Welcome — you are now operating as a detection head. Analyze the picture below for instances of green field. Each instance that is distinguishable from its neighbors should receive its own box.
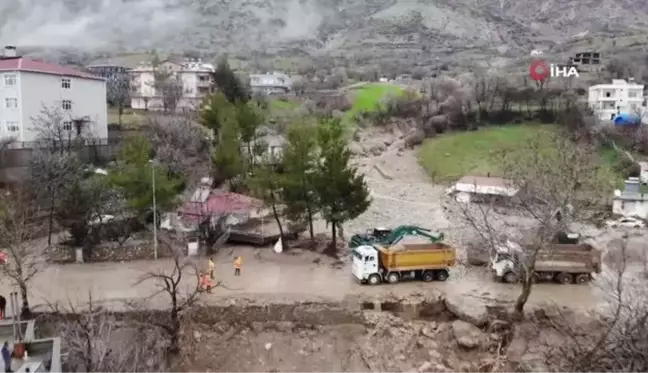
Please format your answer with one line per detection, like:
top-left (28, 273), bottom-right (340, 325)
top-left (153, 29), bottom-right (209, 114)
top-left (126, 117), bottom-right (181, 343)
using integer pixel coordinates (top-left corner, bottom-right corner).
top-left (418, 125), bottom-right (555, 183)
top-left (344, 83), bottom-right (403, 125)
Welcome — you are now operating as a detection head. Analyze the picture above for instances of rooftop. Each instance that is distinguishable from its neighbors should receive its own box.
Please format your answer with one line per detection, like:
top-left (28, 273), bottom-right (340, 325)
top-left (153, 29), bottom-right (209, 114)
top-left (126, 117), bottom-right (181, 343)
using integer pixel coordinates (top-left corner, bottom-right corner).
top-left (181, 191), bottom-right (263, 224)
top-left (0, 57), bottom-right (103, 81)
top-left (453, 176), bottom-right (519, 196)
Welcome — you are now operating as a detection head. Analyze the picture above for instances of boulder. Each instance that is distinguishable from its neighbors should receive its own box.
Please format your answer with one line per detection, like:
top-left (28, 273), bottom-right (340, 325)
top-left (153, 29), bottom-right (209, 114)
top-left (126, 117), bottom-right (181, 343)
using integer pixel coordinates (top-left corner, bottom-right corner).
top-left (445, 294), bottom-right (488, 327)
top-left (452, 320), bottom-right (486, 349)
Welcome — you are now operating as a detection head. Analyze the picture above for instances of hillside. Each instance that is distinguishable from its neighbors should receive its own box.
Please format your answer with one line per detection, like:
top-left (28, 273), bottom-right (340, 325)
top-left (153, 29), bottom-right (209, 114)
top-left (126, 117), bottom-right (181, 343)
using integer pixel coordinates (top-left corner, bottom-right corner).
top-left (1, 0), bottom-right (648, 68)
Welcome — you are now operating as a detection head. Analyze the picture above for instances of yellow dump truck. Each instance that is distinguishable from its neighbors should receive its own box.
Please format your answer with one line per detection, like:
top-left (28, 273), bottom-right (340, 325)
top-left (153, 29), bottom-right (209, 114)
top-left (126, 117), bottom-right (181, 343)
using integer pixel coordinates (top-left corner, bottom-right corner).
top-left (491, 243), bottom-right (603, 284)
top-left (352, 243), bottom-right (456, 285)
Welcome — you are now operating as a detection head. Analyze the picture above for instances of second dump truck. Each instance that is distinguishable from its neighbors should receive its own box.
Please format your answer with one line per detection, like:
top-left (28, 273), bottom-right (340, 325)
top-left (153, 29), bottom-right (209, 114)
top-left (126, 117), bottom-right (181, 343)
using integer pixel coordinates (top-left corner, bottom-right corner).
top-left (490, 242), bottom-right (602, 284)
top-left (352, 243), bottom-right (456, 285)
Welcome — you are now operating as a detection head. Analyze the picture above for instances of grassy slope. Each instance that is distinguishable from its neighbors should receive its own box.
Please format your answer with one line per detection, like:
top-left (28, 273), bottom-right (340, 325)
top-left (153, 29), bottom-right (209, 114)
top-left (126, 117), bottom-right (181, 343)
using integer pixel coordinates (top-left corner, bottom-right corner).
top-left (418, 125), bottom-right (620, 186)
top-left (343, 83), bottom-right (403, 125)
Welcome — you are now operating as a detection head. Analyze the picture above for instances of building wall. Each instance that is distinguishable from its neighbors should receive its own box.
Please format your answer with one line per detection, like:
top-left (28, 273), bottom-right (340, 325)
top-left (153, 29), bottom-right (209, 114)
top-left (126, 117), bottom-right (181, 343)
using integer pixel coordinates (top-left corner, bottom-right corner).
top-left (612, 199), bottom-right (648, 219)
top-left (0, 71), bottom-right (22, 141)
top-left (588, 83), bottom-right (645, 121)
top-left (129, 67), bottom-right (212, 110)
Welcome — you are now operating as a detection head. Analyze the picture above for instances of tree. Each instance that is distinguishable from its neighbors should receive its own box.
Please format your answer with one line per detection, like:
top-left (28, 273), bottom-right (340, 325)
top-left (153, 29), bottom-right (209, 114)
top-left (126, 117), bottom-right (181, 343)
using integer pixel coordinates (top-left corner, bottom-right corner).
top-left (199, 92), bottom-right (233, 140)
top-left (31, 106), bottom-right (89, 151)
top-left (211, 109), bottom-right (244, 187)
top-left (282, 121), bottom-right (319, 240)
top-left (212, 58), bottom-right (249, 104)
top-left (0, 188), bottom-right (41, 317)
top-left (136, 233), bottom-right (200, 355)
top-left (235, 101), bottom-right (264, 172)
top-left (145, 114), bottom-right (211, 187)
top-left (153, 70), bottom-right (184, 113)
top-left (58, 293), bottom-right (166, 372)
top-left (249, 155), bottom-right (286, 243)
top-left (28, 149), bottom-right (82, 245)
top-left (106, 72), bottom-right (131, 126)
top-left (457, 129), bottom-right (610, 319)
top-left (313, 118), bottom-right (371, 249)
top-left (109, 135), bottom-right (181, 220)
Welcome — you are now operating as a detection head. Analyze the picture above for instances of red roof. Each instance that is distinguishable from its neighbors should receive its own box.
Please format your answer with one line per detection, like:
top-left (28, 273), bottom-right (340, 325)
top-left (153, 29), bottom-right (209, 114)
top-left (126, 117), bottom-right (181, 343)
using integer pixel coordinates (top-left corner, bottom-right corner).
top-left (181, 192), bottom-right (262, 224)
top-left (0, 57), bottom-right (104, 81)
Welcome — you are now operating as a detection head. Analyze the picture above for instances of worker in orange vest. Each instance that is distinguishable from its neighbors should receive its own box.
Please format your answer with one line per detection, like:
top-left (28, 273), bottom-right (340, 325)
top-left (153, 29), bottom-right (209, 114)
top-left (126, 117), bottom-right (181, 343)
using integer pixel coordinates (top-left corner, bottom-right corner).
top-left (234, 256), bottom-right (242, 276)
top-left (199, 272), bottom-right (213, 293)
top-left (208, 257), bottom-right (215, 279)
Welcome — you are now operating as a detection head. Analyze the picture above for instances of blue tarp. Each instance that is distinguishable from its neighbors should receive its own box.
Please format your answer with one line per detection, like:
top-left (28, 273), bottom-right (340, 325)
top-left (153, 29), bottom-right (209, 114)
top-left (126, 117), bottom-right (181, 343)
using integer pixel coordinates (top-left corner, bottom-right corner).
top-left (614, 113), bottom-right (641, 126)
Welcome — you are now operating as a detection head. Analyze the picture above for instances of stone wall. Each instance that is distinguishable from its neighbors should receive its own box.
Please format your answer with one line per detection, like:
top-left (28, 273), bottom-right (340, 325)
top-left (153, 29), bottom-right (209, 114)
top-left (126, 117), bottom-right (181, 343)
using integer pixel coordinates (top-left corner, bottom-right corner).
top-left (46, 239), bottom-right (181, 263)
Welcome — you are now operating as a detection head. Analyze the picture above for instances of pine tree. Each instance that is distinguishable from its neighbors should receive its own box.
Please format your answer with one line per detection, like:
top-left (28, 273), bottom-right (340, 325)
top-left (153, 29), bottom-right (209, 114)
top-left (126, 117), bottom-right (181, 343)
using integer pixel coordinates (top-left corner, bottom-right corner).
top-left (313, 118), bottom-right (371, 249)
top-left (212, 58), bottom-right (249, 104)
top-left (282, 121), bottom-right (319, 240)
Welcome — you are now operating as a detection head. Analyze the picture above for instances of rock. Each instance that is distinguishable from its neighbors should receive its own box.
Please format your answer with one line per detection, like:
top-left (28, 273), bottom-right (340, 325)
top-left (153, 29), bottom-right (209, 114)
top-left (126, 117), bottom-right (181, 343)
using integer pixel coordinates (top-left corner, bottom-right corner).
top-left (404, 129), bottom-right (425, 148)
top-left (370, 144), bottom-right (386, 156)
top-left (445, 294), bottom-right (488, 327)
top-left (452, 320), bottom-right (486, 349)
top-left (193, 330), bottom-right (201, 341)
top-left (428, 349), bottom-right (442, 361)
top-left (265, 342), bottom-right (272, 350)
top-left (418, 361), bottom-right (432, 372)
top-left (421, 325), bottom-right (436, 338)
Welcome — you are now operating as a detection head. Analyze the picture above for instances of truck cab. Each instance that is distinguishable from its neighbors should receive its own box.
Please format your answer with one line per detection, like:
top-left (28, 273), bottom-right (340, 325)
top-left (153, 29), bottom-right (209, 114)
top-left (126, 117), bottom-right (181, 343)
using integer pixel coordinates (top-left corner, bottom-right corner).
top-left (352, 245), bottom-right (382, 284)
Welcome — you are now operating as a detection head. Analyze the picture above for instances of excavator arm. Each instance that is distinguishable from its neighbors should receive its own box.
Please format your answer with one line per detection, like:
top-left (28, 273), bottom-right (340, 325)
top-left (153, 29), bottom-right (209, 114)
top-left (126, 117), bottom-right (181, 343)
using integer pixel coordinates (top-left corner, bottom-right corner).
top-left (385, 226), bottom-right (444, 245)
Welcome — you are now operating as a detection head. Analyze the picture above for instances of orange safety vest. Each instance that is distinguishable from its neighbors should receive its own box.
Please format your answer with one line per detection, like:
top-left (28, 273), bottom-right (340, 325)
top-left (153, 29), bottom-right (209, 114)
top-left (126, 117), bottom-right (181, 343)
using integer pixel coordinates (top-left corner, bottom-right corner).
top-left (234, 257), bottom-right (242, 269)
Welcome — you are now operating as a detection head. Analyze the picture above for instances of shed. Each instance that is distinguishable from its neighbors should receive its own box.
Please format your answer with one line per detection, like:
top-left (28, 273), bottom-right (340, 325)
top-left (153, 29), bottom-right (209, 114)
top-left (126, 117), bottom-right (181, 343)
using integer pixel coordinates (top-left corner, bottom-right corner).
top-left (447, 176), bottom-right (519, 203)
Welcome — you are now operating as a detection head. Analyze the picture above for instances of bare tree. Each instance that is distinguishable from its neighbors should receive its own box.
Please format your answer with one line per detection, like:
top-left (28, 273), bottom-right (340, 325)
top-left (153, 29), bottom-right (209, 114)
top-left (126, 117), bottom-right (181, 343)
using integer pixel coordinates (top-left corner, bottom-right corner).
top-left (0, 188), bottom-right (42, 317)
top-left (106, 72), bottom-right (131, 126)
top-left (543, 236), bottom-right (648, 372)
top-left (31, 106), bottom-right (92, 151)
top-left (153, 69), bottom-right (184, 114)
top-left (145, 114), bottom-right (211, 187)
top-left (28, 149), bottom-right (82, 245)
top-left (455, 129), bottom-right (610, 319)
top-left (58, 293), bottom-right (166, 372)
top-left (135, 233), bottom-right (201, 354)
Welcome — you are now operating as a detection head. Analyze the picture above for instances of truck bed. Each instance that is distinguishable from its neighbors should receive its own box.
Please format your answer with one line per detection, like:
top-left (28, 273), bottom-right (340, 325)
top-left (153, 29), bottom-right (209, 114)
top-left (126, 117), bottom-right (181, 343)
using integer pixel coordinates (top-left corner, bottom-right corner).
top-left (532, 243), bottom-right (602, 274)
top-left (377, 243), bottom-right (456, 271)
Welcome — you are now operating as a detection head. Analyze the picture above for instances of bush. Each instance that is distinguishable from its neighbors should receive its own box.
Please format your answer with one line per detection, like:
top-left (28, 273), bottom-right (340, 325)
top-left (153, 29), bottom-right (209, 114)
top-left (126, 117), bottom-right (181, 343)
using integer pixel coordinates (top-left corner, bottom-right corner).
top-left (614, 155), bottom-right (641, 178)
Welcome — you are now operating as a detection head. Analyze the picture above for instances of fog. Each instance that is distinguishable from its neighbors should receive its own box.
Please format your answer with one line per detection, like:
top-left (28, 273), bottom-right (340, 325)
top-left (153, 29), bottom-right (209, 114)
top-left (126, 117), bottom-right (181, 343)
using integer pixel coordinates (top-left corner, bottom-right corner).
top-left (0, 0), bottom-right (326, 52)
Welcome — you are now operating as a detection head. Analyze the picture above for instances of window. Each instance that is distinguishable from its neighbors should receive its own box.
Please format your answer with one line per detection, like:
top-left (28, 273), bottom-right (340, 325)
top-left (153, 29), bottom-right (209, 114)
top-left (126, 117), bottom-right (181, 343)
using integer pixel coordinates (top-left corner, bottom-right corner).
top-left (629, 91), bottom-right (638, 98)
top-left (62, 121), bottom-right (72, 131)
top-left (4, 74), bottom-right (16, 86)
top-left (5, 98), bottom-right (17, 108)
top-left (6, 121), bottom-right (19, 133)
top-left (62, 100), bottom-right (72, 110)
top-left (61, 78), bottom-right (71, 89)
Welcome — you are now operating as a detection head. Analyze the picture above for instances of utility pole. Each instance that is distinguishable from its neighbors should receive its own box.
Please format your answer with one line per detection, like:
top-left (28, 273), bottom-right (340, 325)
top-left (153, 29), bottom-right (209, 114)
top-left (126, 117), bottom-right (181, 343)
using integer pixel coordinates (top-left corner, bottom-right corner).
top-left (151, 160), bottom-right (158, 260)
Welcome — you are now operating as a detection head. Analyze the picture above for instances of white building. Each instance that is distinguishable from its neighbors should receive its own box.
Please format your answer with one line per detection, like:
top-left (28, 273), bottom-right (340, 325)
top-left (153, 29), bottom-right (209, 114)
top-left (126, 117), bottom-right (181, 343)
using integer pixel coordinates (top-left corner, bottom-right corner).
top-left (588, 79), bottom-right (646, 122)
top-left (446, 176), bottom-right (519, 203)
top-left (612, 177), bottom-right (648, 219)
top-left (0, 46), bottom-right (108, 145)
top-left (250, 72), bottom-right (291, 94)
top-left (129, 59), bottom-right (214, 111)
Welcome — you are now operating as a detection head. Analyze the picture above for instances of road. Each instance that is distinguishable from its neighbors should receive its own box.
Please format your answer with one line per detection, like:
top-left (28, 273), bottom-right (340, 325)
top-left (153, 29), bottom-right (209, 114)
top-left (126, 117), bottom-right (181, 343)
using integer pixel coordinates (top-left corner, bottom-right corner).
top-left (0, 245), bottom-right (626, 314)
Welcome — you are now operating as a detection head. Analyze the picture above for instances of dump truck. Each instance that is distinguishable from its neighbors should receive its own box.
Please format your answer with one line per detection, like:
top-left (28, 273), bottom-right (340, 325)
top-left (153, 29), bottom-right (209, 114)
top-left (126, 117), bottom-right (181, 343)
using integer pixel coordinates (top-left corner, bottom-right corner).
top-left (352, 243), bottom-right (456, 285)
top-left (349, 225), bottom-right (445, 249)
top-left (490, 242), bottom-right (602, 284)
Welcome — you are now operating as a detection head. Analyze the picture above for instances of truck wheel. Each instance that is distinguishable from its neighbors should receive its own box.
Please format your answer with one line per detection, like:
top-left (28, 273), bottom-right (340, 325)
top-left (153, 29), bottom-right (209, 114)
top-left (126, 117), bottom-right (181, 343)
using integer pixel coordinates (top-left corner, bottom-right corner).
top-left (504, 272), bottom-right (518, 284)
top-left (556, 273), bottom-right (573, 284)
top-left (575, 274), bottom-right (590, 284)
top-left (367, 274), bottom-right (381, 285)
top-left (387, 273), bottom-right (400, 284)
top-left (435, 270), bottom-right (449, 282)
top-left (422, 271), bottom-right (435, 282)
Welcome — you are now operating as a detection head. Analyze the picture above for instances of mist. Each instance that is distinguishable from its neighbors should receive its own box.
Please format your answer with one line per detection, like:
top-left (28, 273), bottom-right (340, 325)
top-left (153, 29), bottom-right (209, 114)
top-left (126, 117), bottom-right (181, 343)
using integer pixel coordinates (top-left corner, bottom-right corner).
top-left (0, 0), bottom-right (327, 52)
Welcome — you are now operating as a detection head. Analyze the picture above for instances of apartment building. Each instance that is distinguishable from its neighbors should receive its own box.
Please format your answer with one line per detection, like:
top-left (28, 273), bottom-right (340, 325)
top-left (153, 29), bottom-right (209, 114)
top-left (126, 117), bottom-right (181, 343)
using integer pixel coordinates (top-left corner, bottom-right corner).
top-left (129, 59), bottom-right (214, 110)
top-left (0, 46), bottom-right (108, 146)
top-left (250, 72), bottom-right (291, 94)
top-left (588, 79), bottom-right (646, 122)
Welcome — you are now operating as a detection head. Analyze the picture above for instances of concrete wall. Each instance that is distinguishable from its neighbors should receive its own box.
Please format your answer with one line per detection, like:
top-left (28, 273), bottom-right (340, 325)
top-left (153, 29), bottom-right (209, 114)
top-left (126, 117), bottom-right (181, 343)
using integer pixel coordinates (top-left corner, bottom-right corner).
top-left (613, 198), bottom-right (648, 219)
top-left (0, 141), bottom-right (119, 183)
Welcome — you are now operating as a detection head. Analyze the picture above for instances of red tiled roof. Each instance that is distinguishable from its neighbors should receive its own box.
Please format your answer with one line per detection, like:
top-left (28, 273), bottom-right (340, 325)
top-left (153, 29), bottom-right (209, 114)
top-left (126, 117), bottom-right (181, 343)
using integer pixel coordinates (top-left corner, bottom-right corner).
top-left (0, 57), bottom-right (104, 81)
top-left (180, 192), bottom-right (262, 224)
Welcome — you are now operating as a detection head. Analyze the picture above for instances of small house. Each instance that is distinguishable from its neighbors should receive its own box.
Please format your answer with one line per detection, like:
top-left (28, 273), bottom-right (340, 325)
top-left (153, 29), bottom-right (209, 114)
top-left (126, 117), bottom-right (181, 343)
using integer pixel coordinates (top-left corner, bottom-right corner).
top-left (612, 177), bottom-right (648, 219)
top-left (446, 176), bottom-right (519, 203)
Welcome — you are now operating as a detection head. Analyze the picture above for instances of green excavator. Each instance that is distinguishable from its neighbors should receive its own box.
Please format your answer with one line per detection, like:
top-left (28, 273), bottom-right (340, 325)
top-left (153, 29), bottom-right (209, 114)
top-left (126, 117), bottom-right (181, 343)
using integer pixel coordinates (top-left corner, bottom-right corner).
top-left (349, 225), bottom-right (444, 249)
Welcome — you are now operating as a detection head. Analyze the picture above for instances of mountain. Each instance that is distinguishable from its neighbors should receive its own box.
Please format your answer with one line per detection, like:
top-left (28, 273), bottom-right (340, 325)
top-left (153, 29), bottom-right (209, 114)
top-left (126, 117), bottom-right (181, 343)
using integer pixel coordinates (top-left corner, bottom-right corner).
top-left (1, 0), bottom-right (648, 68)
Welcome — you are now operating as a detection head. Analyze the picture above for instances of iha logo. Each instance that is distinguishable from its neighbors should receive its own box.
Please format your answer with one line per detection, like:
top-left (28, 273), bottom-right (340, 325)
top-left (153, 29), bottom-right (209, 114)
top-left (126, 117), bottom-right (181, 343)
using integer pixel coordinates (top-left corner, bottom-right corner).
top-left (529, 60), bottom-right (579, 81)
